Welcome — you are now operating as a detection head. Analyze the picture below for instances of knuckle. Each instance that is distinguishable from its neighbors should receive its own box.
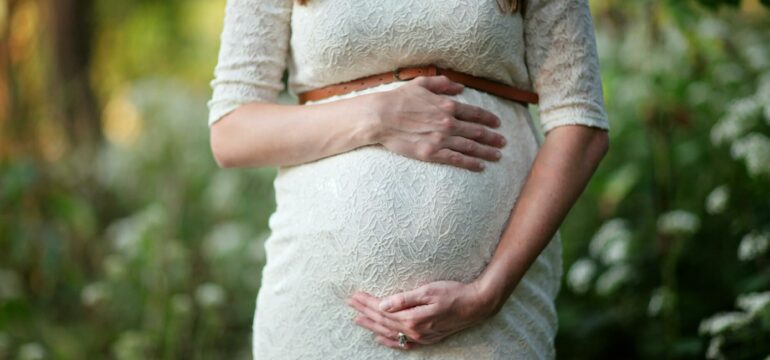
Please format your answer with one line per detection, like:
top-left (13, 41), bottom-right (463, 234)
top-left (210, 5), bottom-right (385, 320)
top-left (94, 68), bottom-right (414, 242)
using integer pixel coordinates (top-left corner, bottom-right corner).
top-left (429, 131), bottom-right (444, 144)
top-left (463, 139), bottom-right (476, 153)
top-left (439, 99), bottom-right (456, 113)
top-left (438, 116), bottom-right (454, 131)
top-left (417, 143), bottom-right (436, 159)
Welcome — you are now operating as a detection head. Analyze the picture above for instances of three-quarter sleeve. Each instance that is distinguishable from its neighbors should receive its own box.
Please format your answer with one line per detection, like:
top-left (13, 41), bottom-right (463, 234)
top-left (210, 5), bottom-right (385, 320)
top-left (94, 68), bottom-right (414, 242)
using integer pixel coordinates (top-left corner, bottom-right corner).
top-left (207, 0), bottom-right (293, 128)
top-left (523, 0), bottom-right (610, 135)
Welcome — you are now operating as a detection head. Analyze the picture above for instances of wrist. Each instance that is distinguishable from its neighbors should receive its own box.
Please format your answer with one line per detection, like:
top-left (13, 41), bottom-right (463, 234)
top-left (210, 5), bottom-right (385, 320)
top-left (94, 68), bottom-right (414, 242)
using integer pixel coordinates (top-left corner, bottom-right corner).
top-left (473, 273), bottom-right (513, 317)
top-left (348, 92), bottom-right (385, 146)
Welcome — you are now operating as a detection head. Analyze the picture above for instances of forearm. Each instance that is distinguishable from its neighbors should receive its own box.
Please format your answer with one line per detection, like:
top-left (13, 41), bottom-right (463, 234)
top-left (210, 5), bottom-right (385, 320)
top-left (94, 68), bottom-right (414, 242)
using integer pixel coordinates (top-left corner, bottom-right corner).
top-left (209, 94), bottom-right (380, 168)
top-left (475, 125), bottom-right (610, 315)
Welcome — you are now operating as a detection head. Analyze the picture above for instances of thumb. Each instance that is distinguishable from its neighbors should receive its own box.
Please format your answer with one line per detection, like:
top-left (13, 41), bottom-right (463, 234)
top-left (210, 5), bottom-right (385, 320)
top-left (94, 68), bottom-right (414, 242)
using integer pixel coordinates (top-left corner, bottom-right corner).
top-left (413, 75), bottom-right (465, 95)
top-left (379, 286), bottom-right (431, 312)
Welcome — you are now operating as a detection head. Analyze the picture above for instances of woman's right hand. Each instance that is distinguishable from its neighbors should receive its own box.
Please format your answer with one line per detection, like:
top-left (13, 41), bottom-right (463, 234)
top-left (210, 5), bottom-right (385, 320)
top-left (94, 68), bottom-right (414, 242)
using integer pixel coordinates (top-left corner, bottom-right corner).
top-left (368, 75), bottom-right (507, 172)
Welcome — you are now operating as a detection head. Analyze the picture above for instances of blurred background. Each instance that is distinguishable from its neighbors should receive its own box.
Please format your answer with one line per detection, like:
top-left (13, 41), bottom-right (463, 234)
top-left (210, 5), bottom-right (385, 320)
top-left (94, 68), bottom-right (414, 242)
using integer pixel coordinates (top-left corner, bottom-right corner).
top-left (1, 0), bottom-right (769, 358)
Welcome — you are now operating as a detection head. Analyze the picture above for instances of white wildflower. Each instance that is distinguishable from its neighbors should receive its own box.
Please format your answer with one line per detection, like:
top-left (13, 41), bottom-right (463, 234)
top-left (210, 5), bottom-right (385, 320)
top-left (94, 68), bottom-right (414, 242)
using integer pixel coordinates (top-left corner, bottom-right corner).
top-left (705, 185), bottom-right (730, 215)
top-left (696, 17), bottom-right (728, 39)
top-left (595, 264), bottom-right (633, 296)
top-left (744, 44), bottom-right (769, 70)
top-left (204, 171), bottom-right (242, 215)
top-left (17, 342), bottom-right (46, 360)
top-left (589, 219), bottom-right (632, 259)
top-left (710, 98), bottom-right (761, 146)
top-left (705, 335), bottom-right (725, 360)
top-left (657, 210), bottom-right (700, 236)
top-left (81, 282), bottom-right (108, 307)
top-left (195, 283), bottom-right (226, 308)
top-left (698, 311), bottom-right (751, 335)
top-left (203, 222), bottom-right (246, 260)
top-left (107, 217), bottom-right (144, 258)
top-left (601, 235), bottom-right (631, 265)
top-left (730, 132), bottom-right (770, 177)
top-left (567, 258), bottom-right (597, 294)
top-left (647, 287), bottom-right (666, 317)
top-left (737, 230), bottom-right (770, 261)
top-left (736, 291), bottom-right (770, 315)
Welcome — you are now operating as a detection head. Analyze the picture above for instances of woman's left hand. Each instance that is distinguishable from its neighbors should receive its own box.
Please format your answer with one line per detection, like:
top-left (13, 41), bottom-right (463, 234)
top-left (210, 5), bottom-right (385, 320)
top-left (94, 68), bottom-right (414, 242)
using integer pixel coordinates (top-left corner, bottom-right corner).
top-left (345, 280), bottom-right (498, 350)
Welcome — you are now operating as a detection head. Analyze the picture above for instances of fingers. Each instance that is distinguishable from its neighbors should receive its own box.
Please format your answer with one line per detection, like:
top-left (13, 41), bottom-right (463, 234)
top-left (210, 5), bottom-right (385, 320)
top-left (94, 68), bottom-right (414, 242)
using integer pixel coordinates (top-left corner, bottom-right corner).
top-left (379, 288), bottom-right (430, 312)
top-left (449, 99), bottom-right (501, 129)
top-left (431, 148), bottom-right (487, 172)
top-left (411, 75), bottom-right (465, 96)
top-left (347, 297), bottom-right (404, 334)
top-left (443, 136), bottom-right (503, 163)
top-left (375, 335), bottom-right (420, 350)
top-left (354, 314), bottom-right (400, 340)
top-left (452, 121), bottom-right (507, 148)
top-left (353, 314), bottom-right (420, 350)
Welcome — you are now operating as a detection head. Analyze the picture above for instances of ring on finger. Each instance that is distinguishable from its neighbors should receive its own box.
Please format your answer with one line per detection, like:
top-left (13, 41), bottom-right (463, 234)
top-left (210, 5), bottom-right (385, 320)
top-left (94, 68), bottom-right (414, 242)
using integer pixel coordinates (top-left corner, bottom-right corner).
top-left (397, 332), bottom-right (410, 348)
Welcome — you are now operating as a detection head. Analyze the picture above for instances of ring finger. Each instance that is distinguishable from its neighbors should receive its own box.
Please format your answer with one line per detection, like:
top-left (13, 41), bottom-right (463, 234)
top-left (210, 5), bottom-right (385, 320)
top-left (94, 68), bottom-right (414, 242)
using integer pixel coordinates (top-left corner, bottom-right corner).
top-left (375, 335), bottom-right (420, 350)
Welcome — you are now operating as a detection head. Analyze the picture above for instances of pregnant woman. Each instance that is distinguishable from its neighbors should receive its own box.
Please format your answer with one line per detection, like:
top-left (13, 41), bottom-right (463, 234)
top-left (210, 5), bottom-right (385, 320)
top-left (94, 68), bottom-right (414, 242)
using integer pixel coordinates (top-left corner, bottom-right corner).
top-left (207, 0), bottom-right (610, 358)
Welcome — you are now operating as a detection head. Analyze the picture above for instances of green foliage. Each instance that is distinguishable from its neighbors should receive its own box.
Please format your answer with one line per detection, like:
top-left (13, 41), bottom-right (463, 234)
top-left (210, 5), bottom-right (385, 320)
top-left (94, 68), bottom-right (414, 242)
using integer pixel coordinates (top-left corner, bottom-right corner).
top-left (558, 1), bottom-right (770, 359)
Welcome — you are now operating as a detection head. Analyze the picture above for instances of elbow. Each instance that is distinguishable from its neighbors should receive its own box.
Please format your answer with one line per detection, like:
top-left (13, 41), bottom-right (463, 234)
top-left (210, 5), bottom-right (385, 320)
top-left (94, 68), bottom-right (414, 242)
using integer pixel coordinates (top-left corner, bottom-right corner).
top-left (586, 129), bottom-right (610, 165)
top-left (210, 135), bottom-right (233, 169)
top-left (594, 129), bottom-right (610, 161)
top-left (209, 117), bottom-right (238, 169)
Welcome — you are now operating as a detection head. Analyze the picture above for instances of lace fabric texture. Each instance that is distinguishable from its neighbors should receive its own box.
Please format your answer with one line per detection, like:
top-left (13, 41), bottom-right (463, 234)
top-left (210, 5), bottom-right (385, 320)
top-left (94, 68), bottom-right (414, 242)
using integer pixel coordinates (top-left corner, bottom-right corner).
top-left (256, 82), bottom-right (562, 359)
top-left (206, 0), bottom-right (609, 359)
top-left (207, 0), bottom-right (610, 135)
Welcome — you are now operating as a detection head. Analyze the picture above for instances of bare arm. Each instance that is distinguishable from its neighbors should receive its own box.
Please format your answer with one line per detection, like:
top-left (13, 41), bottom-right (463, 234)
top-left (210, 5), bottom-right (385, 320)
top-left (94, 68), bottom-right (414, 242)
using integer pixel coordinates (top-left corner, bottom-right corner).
top-left (210, 94), bottom-right (379, 168)
top-left (210, 76), bottom-right (508, 170)
top-left (476, 125), bottom-right (609, 314)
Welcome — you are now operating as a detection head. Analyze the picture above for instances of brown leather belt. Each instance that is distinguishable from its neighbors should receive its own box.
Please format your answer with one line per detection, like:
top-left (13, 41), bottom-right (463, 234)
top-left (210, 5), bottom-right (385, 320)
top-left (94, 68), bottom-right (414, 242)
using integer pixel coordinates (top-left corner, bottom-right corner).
top-left (297, 64), bottom-right (539, 106)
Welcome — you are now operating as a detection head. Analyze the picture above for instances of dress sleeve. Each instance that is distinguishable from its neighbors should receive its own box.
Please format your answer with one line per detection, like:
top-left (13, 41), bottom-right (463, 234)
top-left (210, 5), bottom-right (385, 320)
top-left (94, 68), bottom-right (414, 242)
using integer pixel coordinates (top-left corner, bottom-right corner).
top-left (523, 0), bottom-right (610, 135)
top-left (206, 0), bottom-right (293, 128)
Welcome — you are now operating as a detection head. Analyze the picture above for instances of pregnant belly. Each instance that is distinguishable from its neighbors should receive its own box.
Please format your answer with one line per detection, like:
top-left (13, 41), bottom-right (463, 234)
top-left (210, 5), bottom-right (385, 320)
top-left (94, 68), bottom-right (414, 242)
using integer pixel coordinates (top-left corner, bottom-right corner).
top-left (261, 82), bottom-right (542, 300)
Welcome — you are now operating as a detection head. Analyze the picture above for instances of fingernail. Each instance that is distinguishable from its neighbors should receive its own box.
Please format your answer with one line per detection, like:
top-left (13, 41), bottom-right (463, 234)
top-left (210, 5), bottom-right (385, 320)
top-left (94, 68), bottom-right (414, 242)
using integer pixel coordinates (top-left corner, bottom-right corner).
top-left (479, 162), bottom-right (486, 170)
top-left (495, 150), bottom-right (502, 159)
top-left (379, 300), bottom-right (392, 311)
top-left (501, 137), bottom-right (507, 146)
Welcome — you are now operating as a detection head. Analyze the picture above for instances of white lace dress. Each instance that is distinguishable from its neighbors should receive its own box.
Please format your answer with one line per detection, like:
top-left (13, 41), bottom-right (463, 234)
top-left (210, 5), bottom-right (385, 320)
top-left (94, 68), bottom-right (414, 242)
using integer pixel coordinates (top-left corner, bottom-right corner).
top-left (207, 0), bottom-right (610, 359)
